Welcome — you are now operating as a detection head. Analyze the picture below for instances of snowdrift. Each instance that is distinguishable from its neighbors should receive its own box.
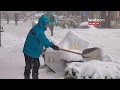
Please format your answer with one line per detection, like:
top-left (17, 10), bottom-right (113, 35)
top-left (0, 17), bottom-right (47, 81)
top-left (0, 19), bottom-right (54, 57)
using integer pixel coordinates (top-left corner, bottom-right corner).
top-left (58, 30), bottom-right (89, 51)
top-left (45, 30), bottom-right (89, 72)
top-left (64, 59), bottom-right (120, 79)
top-left (48, 37), bottom-right (59, 45)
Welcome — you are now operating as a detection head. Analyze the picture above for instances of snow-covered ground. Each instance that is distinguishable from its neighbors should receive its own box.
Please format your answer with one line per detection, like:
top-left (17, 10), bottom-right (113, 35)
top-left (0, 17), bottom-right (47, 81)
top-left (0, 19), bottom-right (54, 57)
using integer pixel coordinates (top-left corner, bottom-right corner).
top-left (0, 20), bottom-right (120, 79)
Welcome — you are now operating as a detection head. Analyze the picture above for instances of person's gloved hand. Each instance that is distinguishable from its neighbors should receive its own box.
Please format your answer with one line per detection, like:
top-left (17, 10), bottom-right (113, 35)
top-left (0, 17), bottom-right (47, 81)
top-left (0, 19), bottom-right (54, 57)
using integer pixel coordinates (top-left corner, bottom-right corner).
top-left (51, 44), bottom-right (60, 50)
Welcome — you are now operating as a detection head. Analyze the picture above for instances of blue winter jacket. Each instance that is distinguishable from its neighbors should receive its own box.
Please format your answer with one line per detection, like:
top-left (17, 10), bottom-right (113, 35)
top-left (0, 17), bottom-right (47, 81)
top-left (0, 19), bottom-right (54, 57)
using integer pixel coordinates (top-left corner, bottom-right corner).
top-left (23, 15), bottom-right (53, 58)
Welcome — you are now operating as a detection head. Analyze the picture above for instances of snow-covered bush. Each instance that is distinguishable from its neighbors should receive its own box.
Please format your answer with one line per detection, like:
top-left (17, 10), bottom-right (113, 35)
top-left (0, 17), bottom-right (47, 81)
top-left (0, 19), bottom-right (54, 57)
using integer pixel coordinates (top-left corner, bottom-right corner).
top-left (64, 60), bottom-right (120, 79)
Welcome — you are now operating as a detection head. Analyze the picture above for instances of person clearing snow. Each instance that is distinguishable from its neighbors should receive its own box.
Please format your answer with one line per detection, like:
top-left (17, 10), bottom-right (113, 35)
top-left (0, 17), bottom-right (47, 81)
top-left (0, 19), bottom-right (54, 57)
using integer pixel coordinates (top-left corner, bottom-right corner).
top-left (23, 15), bottom-right (60, 79)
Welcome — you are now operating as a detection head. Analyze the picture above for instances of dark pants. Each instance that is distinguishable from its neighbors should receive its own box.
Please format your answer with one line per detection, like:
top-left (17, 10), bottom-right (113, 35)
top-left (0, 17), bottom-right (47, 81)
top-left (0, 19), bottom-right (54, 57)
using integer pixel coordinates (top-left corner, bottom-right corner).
top-left (49, 25), bottom-right (54, 36)
top-left (24, 54), bottom-right (40, 79)
top-left (7, 20), bottom-right (9, 24)
top-left (15, 20), bottom-right (18, 25)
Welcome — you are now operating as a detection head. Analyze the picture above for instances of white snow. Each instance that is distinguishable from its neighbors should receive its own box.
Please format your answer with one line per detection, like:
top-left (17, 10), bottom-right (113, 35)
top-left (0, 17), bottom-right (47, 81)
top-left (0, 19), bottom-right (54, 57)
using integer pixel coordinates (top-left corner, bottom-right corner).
top-left (79, 22), bottom-right (97, 29)
top-left (34, 13), bottom-right (44, 17)
top-left (0, 20), bottom-right (120, 79)
top-left (60, 49), bottom-right (84, 62)
top-left (64, 60), bottom-right (120, 79)
top-left (58, 30), bottom-right (89, 51)
top-left (48, 37), bottom-right (59, 45)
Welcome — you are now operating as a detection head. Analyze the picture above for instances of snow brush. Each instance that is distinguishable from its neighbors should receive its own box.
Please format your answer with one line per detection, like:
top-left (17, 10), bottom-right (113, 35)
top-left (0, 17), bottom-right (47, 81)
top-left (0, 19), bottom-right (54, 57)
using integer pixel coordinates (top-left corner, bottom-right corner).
top-left (59, 47), bottom-right (103, 61)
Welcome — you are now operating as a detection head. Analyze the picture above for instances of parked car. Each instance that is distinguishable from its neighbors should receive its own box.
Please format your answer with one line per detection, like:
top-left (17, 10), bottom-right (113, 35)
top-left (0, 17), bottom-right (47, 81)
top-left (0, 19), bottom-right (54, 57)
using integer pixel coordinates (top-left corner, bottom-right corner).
top-left (79, 22), bottom-right (90, 29)
top-left (31, 13), bottom-right (44, 27)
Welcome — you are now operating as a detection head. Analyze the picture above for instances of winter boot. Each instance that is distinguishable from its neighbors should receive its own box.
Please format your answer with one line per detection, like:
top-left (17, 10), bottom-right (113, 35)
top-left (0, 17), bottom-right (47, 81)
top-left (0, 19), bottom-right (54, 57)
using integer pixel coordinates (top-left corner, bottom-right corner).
top-left (32, 58), bottom-right (40, 79)
top-left (24, 74), bottom-right (30, 79)
top-left (32, 73), bottom-right (39, 79)
top-left (50, 29), bottom-right (53, 36)
top-left (24, 65), bottom-right (32, 79)
top-left (51, 33), bottom-right (53, 36)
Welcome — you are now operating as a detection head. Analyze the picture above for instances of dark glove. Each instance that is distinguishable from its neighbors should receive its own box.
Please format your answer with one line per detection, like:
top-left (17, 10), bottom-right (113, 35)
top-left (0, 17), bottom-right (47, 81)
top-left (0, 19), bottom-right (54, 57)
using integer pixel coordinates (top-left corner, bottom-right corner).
top-left (51, 44), bottom-right (60, 50)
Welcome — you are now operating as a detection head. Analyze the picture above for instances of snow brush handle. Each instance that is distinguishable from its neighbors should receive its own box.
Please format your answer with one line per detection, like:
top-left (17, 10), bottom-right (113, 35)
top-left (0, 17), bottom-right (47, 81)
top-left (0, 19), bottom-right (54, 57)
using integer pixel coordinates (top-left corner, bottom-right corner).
top-left (59, 48), bottom-right (82, 55)
top-left (59, 48), bottom-right (89, 58)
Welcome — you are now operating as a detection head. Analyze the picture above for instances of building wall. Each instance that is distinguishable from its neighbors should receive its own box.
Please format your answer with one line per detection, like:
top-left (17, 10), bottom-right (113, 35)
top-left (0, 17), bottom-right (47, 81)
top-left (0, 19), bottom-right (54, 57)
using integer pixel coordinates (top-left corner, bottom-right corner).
top-left (111, 11), bottom-right (120, 28)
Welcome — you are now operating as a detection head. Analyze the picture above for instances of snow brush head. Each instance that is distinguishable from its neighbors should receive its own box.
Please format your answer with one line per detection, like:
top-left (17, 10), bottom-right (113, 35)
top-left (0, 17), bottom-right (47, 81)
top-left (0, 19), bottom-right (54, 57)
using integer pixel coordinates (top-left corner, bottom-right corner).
top-left (82, 47), bottom-right (103, 61)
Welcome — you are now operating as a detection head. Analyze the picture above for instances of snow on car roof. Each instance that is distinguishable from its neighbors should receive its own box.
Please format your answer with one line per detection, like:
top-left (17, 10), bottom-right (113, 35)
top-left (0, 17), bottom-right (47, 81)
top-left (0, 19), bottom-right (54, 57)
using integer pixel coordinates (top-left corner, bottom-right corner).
top-left (79, 22), bottom-right (96, 28)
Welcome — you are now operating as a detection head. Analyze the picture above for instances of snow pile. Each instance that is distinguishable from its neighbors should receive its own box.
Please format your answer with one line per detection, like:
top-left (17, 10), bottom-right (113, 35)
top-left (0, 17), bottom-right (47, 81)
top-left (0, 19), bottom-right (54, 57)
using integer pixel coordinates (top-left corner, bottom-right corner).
top-left (102, 54), bottom-right (114, 62)
top-left (64, 60), bottom-right (120, 79)
top-left (60, 49), bottom-right (84, 62)
top-left (79, 22), bottom-right (96, 29)
top-left (48, 37), bottom-right (59, 45)
top-left (45, 30), bottom-right (89, 73)
top-left (58, 30), bottom-right (89, 51)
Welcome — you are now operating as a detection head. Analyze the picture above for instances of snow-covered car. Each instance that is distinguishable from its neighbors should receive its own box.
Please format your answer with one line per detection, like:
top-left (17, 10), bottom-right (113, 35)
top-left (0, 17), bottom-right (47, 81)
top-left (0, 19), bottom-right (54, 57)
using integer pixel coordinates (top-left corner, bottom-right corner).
top-left (31, 13), bottom-right (44, 27)
top-left (79, 22), bottom-right (90, 29)
top-left (79, 22), bottom-right (96, 29)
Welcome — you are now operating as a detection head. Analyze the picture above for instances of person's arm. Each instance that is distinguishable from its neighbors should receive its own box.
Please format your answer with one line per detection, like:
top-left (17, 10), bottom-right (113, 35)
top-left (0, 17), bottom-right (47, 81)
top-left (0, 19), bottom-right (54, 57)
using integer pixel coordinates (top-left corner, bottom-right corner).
top-left (42, 34), bottom-right (53, 48)
top-left (38, 32), bottom-right (53, 48)
top-left (36, 32), bottom-right (59, 50)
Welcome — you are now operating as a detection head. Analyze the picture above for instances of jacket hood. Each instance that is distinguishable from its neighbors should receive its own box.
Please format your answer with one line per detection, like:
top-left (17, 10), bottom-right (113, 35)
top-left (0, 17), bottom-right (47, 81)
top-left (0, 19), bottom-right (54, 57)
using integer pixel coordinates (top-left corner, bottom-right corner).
top-left (37, 15), bottom-right (49, 31)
